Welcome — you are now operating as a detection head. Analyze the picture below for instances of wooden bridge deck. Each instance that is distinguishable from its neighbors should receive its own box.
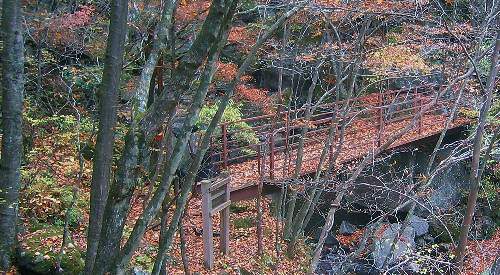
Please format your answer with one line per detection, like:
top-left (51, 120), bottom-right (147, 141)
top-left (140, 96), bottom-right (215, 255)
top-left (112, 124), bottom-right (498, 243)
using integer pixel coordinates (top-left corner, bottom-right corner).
top-left (207, 85), bottom-right (468, 198)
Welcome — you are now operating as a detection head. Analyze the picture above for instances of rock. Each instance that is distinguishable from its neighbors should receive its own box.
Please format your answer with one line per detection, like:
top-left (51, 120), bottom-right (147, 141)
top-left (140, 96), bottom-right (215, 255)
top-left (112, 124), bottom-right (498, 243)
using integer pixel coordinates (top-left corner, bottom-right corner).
top-left (423, 234), bottom-right (435, 243)
top-left (416, 234), bottom-right (435, 247)
top-left (409, 215), bottom-right (429, 237)
top-left (237, 267), bottom-right (254, 275)
top-left (372, 223), bottom-right (416, 269)
top-left (424, 161), bottom-right (469, 214)
top-left (339, 220), bottom-right (357, 235)
top-left (17, 227), bottom-right (85, 275)
top-left (325, 232), bottom-right (339, 247)
top-left (408, 262), bottom-right (421, 273)
top-left (128, 267), bottom-right (150, 275)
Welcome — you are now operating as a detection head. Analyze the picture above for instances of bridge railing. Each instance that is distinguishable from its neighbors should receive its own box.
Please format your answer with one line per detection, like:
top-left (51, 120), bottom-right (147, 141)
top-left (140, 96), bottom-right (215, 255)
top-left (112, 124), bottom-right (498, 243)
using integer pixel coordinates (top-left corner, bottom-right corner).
top-left (209, 83), bottom-right (457, 181)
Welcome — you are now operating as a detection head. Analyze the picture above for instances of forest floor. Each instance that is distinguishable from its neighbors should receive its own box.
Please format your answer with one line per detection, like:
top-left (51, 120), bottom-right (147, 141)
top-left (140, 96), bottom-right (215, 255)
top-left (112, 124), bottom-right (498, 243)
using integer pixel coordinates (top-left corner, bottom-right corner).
top-left (135, 195), bottom-right (311, 274)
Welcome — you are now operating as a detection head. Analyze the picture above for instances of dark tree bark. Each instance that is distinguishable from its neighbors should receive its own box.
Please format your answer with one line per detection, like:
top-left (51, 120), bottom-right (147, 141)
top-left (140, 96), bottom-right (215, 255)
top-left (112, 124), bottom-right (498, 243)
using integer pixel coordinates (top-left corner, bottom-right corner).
top-left (84, 0), bottom-right (129, 273)
top-left (0, 0), bottom-right (24, 271)
top-left (0, 0), bottom-right (24, 270)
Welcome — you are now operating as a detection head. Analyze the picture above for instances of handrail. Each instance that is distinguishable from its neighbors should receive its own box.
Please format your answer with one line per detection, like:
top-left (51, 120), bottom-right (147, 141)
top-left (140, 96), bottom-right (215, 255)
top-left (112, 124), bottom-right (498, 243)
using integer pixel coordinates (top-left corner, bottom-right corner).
top-left (209, 84), bottom-right (460, 180)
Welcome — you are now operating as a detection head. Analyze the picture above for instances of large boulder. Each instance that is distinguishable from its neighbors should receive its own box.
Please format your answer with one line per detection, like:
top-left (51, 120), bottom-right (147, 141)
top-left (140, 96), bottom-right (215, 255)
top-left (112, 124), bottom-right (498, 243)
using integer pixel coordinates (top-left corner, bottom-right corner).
top-left (416, 160), bottom-right (469, 216)
top-left (324, 231), bottom-right (340, 247)
top-left (409, 215), bottom-right (429, 237)
top-left (339, 220), bottom-right (357, 235)
top-left (372, 223), bottom-right (415, 269)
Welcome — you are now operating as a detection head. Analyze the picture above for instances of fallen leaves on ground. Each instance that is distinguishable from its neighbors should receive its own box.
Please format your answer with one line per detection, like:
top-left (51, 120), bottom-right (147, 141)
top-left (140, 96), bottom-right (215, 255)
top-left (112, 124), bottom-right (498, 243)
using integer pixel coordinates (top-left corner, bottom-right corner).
top-left (462, 229), bottom-right (500, 275)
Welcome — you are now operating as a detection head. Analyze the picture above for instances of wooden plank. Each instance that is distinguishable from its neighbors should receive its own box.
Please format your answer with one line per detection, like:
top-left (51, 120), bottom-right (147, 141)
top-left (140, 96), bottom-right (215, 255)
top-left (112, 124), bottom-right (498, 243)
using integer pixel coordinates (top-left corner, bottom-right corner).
top-left (210, 177), bottom-right (230, 191)
top-left (210, 189), bottom-right (226, 201)
top-left (210, 200), bottom-right (231, 216)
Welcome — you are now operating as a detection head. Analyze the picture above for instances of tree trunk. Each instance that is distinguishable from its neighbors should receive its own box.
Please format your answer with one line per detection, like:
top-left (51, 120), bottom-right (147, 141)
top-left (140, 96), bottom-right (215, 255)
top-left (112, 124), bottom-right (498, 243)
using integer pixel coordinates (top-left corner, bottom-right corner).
top-left (84, 0), bottom-right (129, 273)
top-left (288, 111), bottom-right (340, 248)
top-left (455, 30), bottom-right (499, 271)
top-left (149, 6), bottom-right (305, 272)
top-left (92, 129), bottom-right (139, 274)
top-left (101, 6), bottom-right (304, 273)
top-left (179, 209), bottom-right (190, 275)
top-left (0, 0), bottom-right (24, 270)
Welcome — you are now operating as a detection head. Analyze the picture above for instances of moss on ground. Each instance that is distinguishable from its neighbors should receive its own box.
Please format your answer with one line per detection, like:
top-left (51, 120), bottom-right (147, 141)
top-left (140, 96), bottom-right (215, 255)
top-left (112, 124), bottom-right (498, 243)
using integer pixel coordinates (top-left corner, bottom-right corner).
top-left (18, 226), bottom-right (84, 274)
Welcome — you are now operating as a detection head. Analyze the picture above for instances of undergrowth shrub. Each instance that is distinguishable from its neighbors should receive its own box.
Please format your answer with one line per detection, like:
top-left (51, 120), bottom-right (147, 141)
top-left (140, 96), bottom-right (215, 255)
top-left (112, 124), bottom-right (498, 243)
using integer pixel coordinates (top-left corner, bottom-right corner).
top-left (197, 100), bottom-right (258, 154)
top-left (20, 170), bottom-right (85, 230)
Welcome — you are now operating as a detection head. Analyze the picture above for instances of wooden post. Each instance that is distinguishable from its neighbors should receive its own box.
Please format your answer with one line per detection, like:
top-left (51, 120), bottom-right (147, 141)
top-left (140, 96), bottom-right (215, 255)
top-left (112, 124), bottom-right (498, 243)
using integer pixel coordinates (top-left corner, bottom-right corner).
top-left (222, 123), bottom-right (228, 169)
top-left (201, 180), bottom-right (214, 269)
top-left (201, 176), bottom-right (231, 269)
top-left (220, 180), bottom-right (230, 254)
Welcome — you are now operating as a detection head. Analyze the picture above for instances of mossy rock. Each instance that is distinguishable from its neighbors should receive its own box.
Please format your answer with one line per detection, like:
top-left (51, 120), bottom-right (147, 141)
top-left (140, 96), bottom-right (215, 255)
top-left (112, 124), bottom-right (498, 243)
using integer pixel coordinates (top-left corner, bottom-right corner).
top-left (17, 226), bottom-right (84, 274)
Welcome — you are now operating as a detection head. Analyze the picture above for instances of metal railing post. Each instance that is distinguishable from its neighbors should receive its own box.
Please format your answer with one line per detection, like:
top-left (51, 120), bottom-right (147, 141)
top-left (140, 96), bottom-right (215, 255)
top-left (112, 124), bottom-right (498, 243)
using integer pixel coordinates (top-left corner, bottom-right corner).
top-left (222, 123), bottom-right (228, 169)
top-left (257, 144), bottom-right (261, 176)
top-left (269, 133), bottom-right (275, 180)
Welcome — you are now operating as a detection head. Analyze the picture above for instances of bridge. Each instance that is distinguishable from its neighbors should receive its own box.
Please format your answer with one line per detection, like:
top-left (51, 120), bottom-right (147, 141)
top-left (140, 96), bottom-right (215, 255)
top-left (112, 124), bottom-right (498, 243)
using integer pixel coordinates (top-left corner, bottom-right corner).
top-left (206, 84), bottom-right (469, 201)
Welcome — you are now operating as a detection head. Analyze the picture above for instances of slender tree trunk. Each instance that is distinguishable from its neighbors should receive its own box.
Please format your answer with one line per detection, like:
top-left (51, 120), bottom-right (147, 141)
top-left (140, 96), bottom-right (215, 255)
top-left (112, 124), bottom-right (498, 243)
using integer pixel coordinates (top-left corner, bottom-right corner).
top-left (284, 64), bottom-right (321, 242)
top-left (288, 112), bottom-right (339, 248)
top-left (101, 6), bottom-right (304, 273)
top-left (92, 129), bottom-right (139, 274)
top-left (133, 0), bottom-right (178, 115)
top-left (179, 209), bottom-right (190, 275)
top-left (455, 31), bottom-right (499, 271)
top-left (84, 0), bottom-right (129, 273)
top-left (274, 22), bottom-right (289, 260)
top-left (0, 0), bottom-right (24, 270)
top-left (157, 178), bottom-right (178, 274)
